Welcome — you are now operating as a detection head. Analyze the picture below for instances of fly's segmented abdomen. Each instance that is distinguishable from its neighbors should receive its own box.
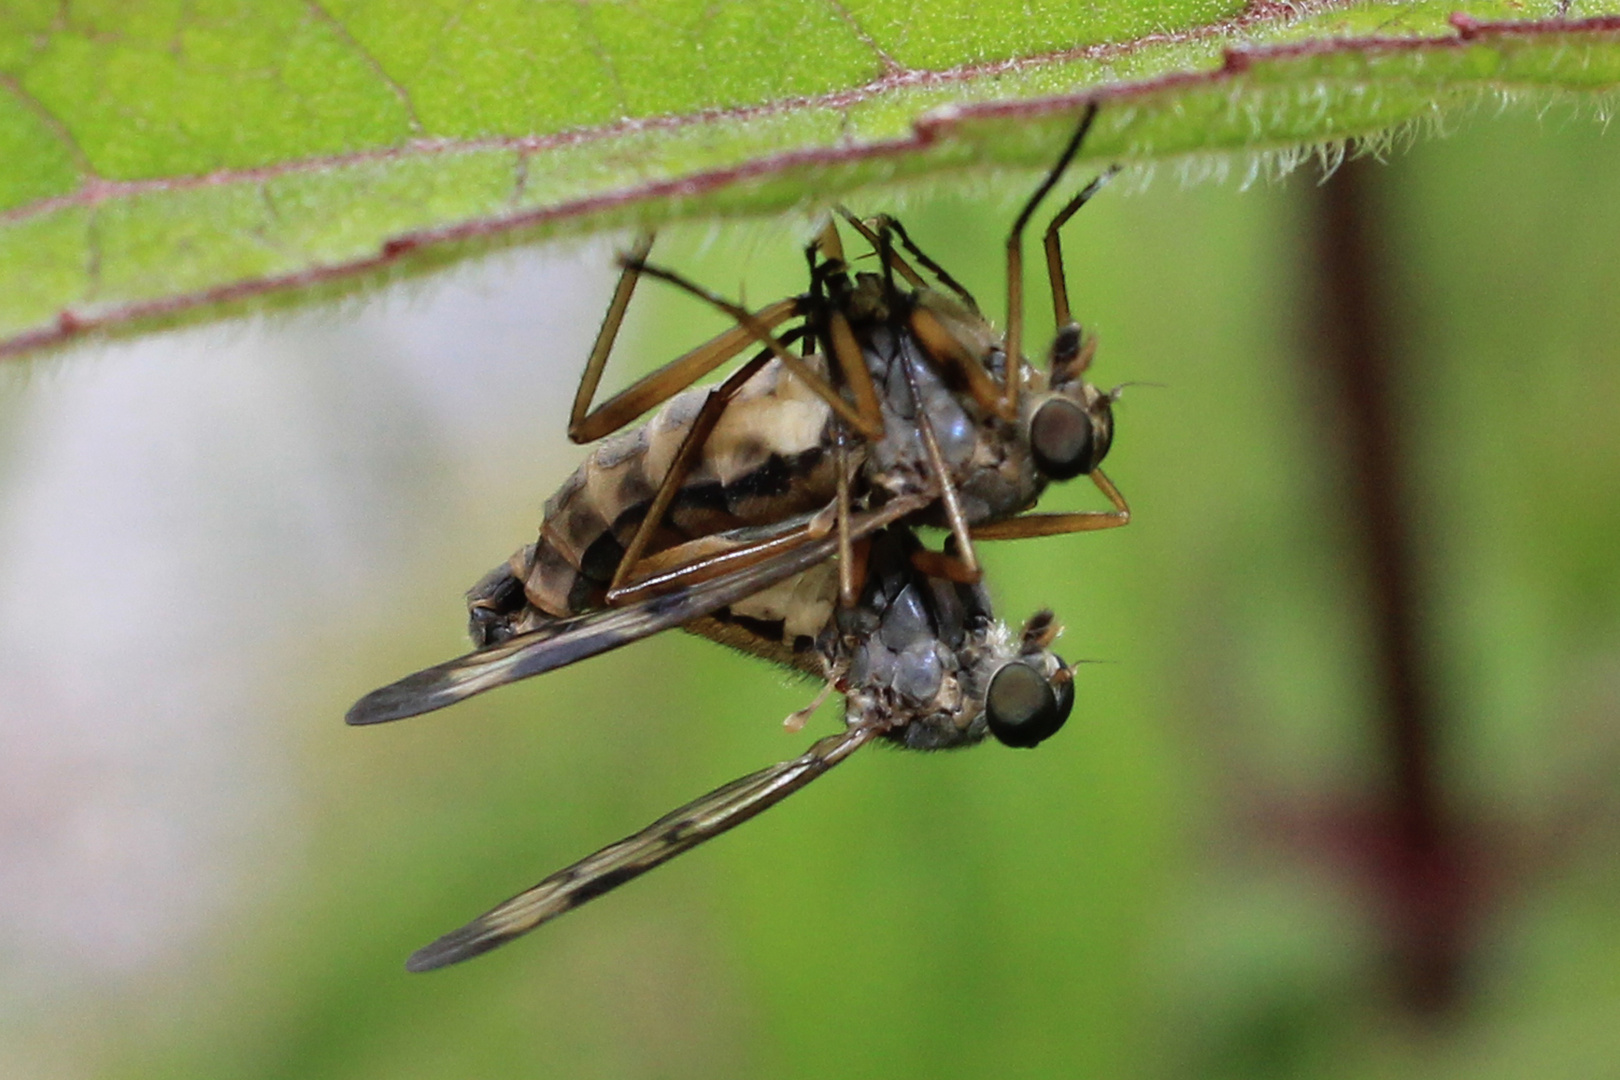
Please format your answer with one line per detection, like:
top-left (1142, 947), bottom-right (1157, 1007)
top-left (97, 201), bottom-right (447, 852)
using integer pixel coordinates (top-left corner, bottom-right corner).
top-left (469, 358), bottom-right (841, 644)
top-left (468, 270), bottom-right (1104, 650)
top-left (468, 295), bottom-right (1033, 647)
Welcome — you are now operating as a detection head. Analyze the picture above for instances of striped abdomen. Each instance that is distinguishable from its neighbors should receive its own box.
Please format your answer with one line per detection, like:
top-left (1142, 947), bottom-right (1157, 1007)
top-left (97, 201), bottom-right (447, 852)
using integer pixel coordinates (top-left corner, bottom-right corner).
top-left (468, 285), bottom-right (1043, 650)
top-left (470, 357), bottom-right (840, 644)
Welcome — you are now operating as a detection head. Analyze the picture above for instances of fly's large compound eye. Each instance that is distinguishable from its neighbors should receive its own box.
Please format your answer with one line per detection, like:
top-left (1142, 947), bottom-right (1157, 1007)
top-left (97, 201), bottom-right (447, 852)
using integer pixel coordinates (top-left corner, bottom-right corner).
top-left (986, 660), bottom-right (1074, 748)
top-left (1030, 397), bottom-right (1111, 481)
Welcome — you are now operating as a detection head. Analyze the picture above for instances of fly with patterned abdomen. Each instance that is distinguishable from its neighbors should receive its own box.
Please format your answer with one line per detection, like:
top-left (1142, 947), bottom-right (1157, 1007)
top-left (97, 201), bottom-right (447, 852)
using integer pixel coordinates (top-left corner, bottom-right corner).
top-left (399, 526), bottom-right (1079, 971)
top-left (343, 104), bottom-right (1127, 964)
top-left (530, 101), bottom-right (1131, 621)
top-left (469, 333), bottom-right (843, 633)
top-left (347, 104), bottom-right (1132, 721)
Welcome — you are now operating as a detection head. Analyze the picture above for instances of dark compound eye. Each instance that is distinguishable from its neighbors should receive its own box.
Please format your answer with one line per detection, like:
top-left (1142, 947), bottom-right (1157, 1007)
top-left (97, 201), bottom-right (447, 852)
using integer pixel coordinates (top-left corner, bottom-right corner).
top-left (1030, 397), bottom-right (1112, 481)
top-left (985, 659), bottom-right (1074, 748)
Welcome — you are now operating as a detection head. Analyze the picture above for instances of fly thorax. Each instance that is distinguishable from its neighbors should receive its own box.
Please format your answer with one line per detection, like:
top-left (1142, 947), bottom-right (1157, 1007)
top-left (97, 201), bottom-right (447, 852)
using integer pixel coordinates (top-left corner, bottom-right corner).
top-left (846, 636), bottom-right (954, 714)
top-left (882, 622), bottom-right (1018, 750)
top-left (898, 333), bottom-right (978, 468)
top-left (892, 639), bottom-right (949, 705)
top-left (887, 669), bottom-right (988, 751)
top-left (872, 578), bottom-right (971, 744)
top-left (865, 330), bottom-right (977, 501)
top-left (845, 637), bottom-right (981, 750)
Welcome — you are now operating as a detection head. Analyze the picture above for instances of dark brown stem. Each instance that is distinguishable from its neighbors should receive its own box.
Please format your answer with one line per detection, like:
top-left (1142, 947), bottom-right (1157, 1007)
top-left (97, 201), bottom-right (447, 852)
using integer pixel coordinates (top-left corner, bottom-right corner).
top-left (1306, 156), bottom-right (1468, 1017)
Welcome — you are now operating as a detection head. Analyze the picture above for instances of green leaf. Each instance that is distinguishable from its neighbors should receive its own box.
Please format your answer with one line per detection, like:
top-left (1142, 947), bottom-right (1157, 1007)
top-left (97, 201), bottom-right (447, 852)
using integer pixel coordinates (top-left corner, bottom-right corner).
top-left (2, 1), bottom-right (1618, 359)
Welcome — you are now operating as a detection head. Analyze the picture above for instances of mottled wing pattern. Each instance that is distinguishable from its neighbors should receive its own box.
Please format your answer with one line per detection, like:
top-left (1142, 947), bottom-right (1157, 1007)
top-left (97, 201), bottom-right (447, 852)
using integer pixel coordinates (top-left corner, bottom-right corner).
top-left (346, 493), bottom-right (931, 726)
top-left (347, 587), bottom-right (704, 726)
top-left (406, 724), bottom-right (877, 971)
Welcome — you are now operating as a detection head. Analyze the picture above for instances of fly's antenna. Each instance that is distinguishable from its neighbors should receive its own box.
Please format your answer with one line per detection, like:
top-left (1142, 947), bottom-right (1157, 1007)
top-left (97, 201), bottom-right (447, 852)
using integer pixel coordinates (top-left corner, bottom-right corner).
top-left (1109, 380), bottom-right (1168, 401)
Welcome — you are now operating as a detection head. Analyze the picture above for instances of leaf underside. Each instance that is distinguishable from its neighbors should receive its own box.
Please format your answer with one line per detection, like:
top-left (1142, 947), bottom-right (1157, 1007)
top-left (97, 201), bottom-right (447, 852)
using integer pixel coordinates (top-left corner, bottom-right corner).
top-left (1, 1), bottom-right (1618, 359)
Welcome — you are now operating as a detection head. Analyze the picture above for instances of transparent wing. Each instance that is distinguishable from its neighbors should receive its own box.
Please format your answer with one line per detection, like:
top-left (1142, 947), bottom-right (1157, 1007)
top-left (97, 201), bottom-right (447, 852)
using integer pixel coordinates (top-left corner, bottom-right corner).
top-left (346, 493), bottom-right (930, 726)
top-left (406, 723), bottom-right (877, 972)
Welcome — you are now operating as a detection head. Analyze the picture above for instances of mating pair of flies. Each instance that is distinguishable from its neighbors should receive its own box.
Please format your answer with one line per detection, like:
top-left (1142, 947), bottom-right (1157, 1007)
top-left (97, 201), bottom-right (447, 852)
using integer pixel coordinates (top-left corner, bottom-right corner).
top-left (349, 103), bottom-right (1132, 971)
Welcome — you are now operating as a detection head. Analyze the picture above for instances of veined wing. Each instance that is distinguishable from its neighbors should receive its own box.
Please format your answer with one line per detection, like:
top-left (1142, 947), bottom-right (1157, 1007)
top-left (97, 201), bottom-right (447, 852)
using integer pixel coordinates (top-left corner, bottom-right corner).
top-left (406, 723), bottom-right (877, 971)
top-left (346, 493), bottom-right (930, 726)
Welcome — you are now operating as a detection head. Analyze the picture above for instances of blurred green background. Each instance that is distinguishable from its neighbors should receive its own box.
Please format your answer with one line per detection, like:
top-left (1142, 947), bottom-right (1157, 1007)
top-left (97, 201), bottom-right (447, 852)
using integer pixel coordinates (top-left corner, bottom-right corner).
top-left (1, 111), bottom-right (1617, 1078)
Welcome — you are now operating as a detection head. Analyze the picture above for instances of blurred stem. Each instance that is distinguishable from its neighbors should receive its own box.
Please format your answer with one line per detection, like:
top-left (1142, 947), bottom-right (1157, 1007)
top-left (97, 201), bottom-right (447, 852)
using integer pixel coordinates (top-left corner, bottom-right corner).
top-left (1306, 156), bottom-right (1468, 1017)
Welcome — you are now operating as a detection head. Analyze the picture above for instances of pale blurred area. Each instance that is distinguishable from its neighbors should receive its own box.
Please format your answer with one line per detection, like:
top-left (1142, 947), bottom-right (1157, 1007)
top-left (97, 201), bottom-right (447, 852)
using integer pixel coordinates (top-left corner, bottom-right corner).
top-left (0, 248), bottom-right (608, 1071)
top-left (1, 115), bottom-right (1618, 1079)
